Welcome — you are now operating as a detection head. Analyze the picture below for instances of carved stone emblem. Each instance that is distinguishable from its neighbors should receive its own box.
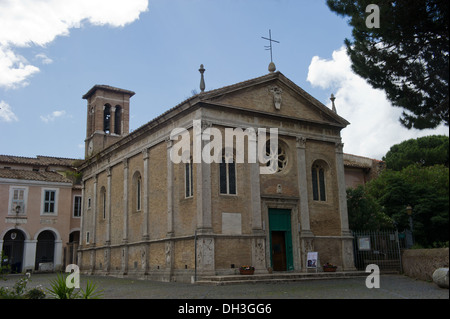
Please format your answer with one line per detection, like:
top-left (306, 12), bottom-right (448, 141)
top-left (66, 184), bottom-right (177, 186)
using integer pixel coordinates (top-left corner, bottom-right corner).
top-left (269, 86), bottom-right (283, 110)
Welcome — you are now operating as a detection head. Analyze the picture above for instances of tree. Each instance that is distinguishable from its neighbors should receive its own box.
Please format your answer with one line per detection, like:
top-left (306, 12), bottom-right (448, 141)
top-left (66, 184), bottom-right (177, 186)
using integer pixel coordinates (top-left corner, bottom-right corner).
top-left (327, 0), bottom-right (449, 129)
top-left (383, 135), bottom-right (449, 170)
top-left (366, 164), bottom-right (449, 247)
top-left (347, 185), bottom-right (394, 230)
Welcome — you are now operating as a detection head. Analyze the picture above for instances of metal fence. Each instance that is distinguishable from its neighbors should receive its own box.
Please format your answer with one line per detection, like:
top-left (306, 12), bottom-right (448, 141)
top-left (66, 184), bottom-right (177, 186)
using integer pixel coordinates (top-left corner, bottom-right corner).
top-left (352, 230), bottom-right (404, 272)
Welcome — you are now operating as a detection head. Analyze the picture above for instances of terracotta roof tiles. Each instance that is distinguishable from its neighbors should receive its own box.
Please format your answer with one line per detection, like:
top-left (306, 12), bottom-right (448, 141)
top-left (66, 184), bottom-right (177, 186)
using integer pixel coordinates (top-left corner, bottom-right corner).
top-left (0, 168), bottom-right (72, 183)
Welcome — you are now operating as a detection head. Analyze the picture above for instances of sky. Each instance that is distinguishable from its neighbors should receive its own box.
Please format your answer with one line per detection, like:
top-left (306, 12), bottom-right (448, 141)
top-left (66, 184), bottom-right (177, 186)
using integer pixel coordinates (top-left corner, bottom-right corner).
top-left (0, 0), bottom-right (448, 161)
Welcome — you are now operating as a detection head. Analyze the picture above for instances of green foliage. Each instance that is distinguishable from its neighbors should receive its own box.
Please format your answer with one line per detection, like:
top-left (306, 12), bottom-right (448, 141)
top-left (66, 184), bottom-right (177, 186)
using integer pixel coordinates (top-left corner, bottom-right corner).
top-left (0, 274), bottom-right (29, 299)
top-left (347, 136), bottom-right (448, 244)
top-left (24, 287), bottom-right (46, 299)
top-left (327, 0), bottom-right (449, 129)
top-left (383, 135), bottom-right (449, 170)
top-left (366, 164), bottom-right (449, 247)
top-left (64, 170), bottom-right (83, 185)
top-left (0, 273), bottom-right (45, 299)
top-left (347, 185), bottom-right (394, 230)
top-left (80, 279), bottom-right (104, 299)
top-left (46, 272), bottom-right (103, 299)
top-left (47, 272), bottom-right (78, 299)
top-left (0, 251), bottom-right (11, 278)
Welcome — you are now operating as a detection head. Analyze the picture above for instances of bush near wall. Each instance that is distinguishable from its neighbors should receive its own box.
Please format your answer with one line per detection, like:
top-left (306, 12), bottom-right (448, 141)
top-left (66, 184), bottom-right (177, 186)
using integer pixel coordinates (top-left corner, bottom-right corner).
top-left (402, 248), bottom-right (449, 281)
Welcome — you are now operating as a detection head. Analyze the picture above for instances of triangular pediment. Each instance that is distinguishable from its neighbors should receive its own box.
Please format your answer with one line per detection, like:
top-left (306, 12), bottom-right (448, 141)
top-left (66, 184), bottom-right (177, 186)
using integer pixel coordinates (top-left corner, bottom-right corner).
top-left (198, 72), bottom-right (349, 128)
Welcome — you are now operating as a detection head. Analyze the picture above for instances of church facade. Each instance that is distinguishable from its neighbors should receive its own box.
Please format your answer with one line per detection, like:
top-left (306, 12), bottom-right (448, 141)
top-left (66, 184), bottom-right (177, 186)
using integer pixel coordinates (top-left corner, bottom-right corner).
top-left (77, 70), bottom-right (356, 282)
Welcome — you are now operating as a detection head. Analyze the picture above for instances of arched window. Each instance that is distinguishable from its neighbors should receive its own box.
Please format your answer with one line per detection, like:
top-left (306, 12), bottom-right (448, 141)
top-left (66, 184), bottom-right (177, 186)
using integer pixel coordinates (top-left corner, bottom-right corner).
top-left (136, 175), bottom-right (141, 211)
top-left (114, 106), bottom-right (121, 135)
top-left (312, 161), bottom-right (327, 201)
top-left (132, 172), bottom-right (142, 212)
top-left (220, 151), bottom-right (236, 195)
top-left (99, 187), bottom-right (107, 219)
top-left (103, 104), bottom-right (111, 133)
top-left (185, 157), bottom-right (193, 198)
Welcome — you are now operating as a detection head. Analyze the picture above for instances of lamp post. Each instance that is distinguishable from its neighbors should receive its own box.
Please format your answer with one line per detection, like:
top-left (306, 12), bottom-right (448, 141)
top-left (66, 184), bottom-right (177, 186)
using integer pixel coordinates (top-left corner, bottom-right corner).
top-left (406, 205), bottom-right (414, 247)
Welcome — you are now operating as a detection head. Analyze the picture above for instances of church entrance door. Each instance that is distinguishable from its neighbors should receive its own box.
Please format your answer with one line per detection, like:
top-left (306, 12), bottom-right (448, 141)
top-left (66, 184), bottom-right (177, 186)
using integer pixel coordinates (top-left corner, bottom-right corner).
top-left (269, 209), bottom-right (293, 271)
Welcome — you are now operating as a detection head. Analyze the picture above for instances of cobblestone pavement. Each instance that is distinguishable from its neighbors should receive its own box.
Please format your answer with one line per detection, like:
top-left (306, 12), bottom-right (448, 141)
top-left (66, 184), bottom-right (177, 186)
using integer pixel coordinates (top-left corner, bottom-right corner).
top-left (1, 273), bottom-right (448, 299)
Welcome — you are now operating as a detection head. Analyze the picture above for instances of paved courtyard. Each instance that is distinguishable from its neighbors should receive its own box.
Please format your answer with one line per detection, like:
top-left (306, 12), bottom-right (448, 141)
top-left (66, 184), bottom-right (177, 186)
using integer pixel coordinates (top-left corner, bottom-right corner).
top-left (1, 273), bottom-right (448, 299)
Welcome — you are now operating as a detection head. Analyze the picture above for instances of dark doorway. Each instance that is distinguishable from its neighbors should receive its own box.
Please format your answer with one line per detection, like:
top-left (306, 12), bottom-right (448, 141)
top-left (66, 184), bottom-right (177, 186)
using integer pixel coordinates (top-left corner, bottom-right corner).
top-left (66, 231), bottom-right (80, 266)
top-left (271, 231), bottom-right (287, 271)
top-left (269, 209), bottom-right (294, 271)
top-left (35, 231), bottom-right (55, 271)
top-left (2, 230), bottom-right (25, 273)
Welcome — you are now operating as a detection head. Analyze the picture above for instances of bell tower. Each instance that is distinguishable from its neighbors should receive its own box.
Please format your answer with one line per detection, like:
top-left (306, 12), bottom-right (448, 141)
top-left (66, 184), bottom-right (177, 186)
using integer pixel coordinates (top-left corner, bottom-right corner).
top-left (82, 85), bottom-right (135, 158)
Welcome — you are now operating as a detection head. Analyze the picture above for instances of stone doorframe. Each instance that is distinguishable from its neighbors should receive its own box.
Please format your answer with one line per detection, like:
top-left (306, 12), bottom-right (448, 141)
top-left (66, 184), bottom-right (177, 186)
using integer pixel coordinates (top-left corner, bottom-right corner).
top-left (261, 196), bottom-right (303, 271)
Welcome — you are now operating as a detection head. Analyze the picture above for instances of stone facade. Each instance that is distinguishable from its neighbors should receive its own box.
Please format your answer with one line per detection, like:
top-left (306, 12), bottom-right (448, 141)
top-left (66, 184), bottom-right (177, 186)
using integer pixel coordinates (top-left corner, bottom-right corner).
top-left (78, 71), bottom-right (356, 282)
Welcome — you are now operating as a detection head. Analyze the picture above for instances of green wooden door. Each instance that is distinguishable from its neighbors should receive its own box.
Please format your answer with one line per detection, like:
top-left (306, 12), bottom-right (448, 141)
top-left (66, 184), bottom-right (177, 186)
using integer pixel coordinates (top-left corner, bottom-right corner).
top-left (269, 209), bottom-right (294, 271)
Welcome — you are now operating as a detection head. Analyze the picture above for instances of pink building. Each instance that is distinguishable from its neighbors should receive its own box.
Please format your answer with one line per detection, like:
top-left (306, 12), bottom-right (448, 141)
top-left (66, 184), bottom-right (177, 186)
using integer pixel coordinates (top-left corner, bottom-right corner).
top-left (0, 155), bottom-right (81, 273)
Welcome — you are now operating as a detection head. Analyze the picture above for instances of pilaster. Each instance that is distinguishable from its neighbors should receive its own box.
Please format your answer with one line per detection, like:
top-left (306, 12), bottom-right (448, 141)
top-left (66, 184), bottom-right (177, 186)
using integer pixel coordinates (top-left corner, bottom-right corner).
top-left (296, 136), bottom-right (314, 237)
top-left (142, 148), bottom-right (150, 240)
top-left (92, 174), bottom-right (98, 246)
top-left (335, 142), bottom-right (356, 270)
top-left (166, 139), bottom-right (174, 237)
top-left (106, 167), bottom-right (111, 245)
top-left (122, 159), bottom-right (129, 243)
top-left (296, 136), bottom-right (315, 270)
top-left (105, 167), bottom-right (112, 273)
top-left (250, 129), bottom-right (262, 231)
top-left (335, 142), bottom-right (351, 236)
top-left (195, 120), bottom-right (212, 233)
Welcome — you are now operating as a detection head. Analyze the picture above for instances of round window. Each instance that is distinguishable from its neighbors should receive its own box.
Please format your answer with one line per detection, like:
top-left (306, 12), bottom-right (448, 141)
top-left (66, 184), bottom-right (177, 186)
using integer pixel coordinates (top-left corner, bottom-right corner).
top-left (265, 141), bottom-right (288, 173)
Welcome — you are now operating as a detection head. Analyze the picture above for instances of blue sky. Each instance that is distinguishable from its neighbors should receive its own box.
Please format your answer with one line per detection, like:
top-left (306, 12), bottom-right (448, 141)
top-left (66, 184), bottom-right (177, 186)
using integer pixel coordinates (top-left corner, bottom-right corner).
top-left (0, 0), bottom-right (447, 160)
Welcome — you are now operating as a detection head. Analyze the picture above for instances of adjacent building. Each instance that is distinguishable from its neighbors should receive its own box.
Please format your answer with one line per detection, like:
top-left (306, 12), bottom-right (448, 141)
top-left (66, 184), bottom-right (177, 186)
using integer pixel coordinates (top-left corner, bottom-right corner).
top-left (343, 153), bottom-right (385, 189)
top-left (0, 155), bottom-right (81, 273)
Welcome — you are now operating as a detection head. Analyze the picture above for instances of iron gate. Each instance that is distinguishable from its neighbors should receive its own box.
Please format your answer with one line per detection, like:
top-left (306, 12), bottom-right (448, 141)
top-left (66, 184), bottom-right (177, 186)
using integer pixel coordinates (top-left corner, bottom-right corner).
top-left (352, 230), bottom-right (403, 272)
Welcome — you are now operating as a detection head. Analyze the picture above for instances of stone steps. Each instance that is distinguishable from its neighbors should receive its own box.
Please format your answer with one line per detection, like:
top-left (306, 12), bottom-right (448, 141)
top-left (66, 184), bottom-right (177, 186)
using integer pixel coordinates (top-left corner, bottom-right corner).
top-left (194, 271), bottom-right (370, 285)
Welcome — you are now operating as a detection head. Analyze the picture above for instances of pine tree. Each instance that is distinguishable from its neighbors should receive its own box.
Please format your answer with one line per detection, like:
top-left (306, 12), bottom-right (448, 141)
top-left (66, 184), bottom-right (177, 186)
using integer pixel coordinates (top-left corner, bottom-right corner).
top-left (327, 0), bottom-right (449, 129)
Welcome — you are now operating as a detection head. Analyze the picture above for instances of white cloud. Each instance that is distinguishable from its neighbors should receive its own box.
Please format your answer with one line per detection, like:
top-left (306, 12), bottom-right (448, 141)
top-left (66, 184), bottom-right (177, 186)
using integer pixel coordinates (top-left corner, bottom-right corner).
top-left (0, 0), bottom-right (148, 89)
top-left (307, 47), bottom-right (449, 160)
top-left (0, 100), bottom-right (19, 122)
top-left (35, 53), bottom-right (53, 65)
top-left (0, 45), bottom-right (40, 89)
top-left (40, 110), bottom-right (67, 123)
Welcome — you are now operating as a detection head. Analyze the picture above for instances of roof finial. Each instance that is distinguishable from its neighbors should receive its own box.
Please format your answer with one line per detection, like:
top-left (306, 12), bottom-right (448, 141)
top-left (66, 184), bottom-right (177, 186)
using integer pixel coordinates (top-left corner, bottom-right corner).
top-left (199, 64), bottom-right (205, 92)
top-left (330, 94), bottom-right (337, 113)
top-left (268, 62), bottom-right (276, 73)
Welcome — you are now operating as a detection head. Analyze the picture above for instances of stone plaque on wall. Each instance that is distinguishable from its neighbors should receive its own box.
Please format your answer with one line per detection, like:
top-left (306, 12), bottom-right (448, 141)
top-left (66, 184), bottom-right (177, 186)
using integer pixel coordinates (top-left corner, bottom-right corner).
top-left (222, 212), bottom-right (242, 235)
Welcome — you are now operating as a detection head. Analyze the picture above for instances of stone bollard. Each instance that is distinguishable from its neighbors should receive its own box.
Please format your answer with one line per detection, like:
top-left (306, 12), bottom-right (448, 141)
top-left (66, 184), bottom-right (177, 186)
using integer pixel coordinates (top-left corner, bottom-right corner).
top-left (432, 268), bottom-right (449, 289)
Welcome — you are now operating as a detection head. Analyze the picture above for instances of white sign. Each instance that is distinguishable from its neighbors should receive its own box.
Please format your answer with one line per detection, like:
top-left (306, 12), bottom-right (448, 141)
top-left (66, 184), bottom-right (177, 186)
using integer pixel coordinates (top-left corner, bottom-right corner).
top-left (358, 236), bottom-right (371, 251)
top-left (307, 252), bottom-right (318, 268)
